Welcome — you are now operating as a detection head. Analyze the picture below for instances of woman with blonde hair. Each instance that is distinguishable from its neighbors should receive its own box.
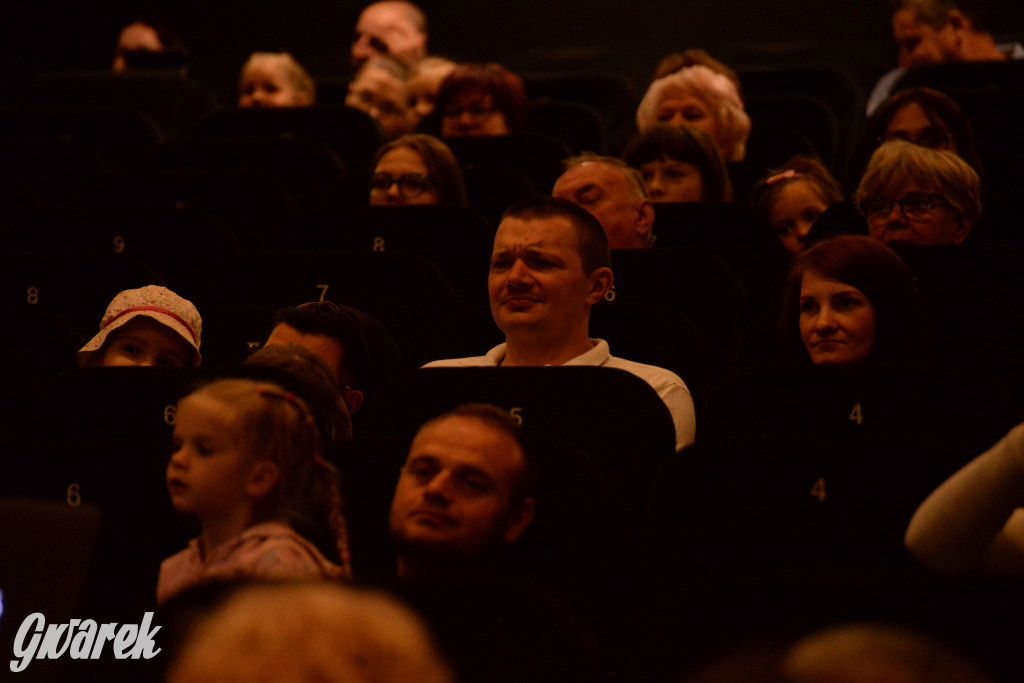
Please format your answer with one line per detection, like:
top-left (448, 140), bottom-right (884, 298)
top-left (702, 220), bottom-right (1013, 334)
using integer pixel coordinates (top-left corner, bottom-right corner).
top-left (636, 65), bottom-right (751, 162)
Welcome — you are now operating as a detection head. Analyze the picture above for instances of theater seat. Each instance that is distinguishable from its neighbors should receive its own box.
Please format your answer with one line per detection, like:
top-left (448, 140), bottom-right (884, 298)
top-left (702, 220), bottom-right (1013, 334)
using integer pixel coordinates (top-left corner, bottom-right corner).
top-left (640, 433), bottom-right (973, 591)
top-left (360, 366), bottom-right (676, 510)
top-left (261, 205), bottom-right (495, 308)
top-left (702, 362), bottom-right (1022, 454)
top-left (196, 250), bottom-right (457, 370)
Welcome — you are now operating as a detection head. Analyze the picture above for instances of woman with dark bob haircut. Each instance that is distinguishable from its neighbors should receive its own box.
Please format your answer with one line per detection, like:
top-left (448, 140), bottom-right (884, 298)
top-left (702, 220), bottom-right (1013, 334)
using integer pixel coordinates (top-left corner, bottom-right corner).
top-left (622, 124), bottom-right (734, 203)
top-left (369, 133), bottom-right (469, 207)
top-left (435, 63), bottom-right (529, 137)
top-left (862, 87), bottom-right (985, 186)
top-left (777, 235), bottom-right (927, 365)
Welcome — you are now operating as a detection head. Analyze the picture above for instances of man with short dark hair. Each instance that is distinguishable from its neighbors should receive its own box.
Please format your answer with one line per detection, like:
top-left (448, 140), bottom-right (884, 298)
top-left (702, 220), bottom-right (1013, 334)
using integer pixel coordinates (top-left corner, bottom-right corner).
top-left (552, 154), bottom-right (655, 250)
top-left (425, 196), bottom-right (696, 450)
top-left (351, 1), bottom-right (428, 72)
top-left (867, 0), bottom-right (1023, 114)
top-left (389, 404), bottom-right (537, 578)
top-left (264, 301), bottom-right (399, 415)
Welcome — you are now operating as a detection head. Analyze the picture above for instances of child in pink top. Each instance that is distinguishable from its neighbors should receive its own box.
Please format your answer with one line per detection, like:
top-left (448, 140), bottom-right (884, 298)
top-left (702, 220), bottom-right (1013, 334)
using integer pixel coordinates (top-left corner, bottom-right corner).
top-left (157, 378), bottom-right (352, 605)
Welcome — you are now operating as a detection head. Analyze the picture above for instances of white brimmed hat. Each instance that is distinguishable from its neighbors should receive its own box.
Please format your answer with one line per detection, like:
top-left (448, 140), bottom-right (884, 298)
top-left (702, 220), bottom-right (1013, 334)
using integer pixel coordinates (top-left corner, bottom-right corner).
top-left (78, 285), bottom-right (203, 366)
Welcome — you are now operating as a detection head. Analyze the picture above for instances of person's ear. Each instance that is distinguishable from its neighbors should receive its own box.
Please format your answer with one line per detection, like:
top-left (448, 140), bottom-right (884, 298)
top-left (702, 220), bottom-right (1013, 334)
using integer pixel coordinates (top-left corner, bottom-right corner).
top-left (586, 267), bottom-right (614, 304)
top-left (245, 461), bottom-right (280, 498)
top-left (636, 198), bottom-right (655, 240)
top-left (502, 497), bottom-right (535, 544)
top-left (342, 387), bottom-right (364, 415)
top-left (951, 216), bottom-right (972, 244)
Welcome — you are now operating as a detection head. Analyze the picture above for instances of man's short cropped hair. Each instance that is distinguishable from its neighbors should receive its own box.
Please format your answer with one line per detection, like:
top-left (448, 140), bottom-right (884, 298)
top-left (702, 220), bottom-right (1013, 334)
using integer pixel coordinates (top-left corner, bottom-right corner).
top-left (271, 301), bottom-right (399, 397)
top-left (892, 0), bottom-right (992, 32)
top-left (500, 195), bottom-right (612, 275)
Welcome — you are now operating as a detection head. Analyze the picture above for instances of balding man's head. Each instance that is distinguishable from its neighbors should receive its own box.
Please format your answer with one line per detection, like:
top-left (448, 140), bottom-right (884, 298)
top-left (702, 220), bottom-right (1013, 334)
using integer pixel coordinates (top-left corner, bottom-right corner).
top-left (352, 1), bottom-right (428, 71)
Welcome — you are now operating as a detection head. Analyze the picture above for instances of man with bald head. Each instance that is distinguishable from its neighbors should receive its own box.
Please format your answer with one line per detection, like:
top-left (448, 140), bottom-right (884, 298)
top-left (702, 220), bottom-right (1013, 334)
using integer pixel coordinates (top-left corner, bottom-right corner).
top-left (552, 154), bottom-right (655, 250)
top-left (351, 1), bottom-right (428, 72)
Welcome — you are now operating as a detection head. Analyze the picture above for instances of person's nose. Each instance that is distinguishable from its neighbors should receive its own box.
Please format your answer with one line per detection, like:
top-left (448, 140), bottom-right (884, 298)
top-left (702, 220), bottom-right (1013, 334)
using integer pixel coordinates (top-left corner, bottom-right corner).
top-left (423, 470), bottom-right (455, 501)
top-left (668, 112), bottom-right (687, 126)
top-left (795, 219), bottom-right (813, 244)
top-left (506, 259), bottom-right (532, 287)
top-left (647, 173), bottom-right (664, 199)
top-left (814, 305), bottom-right (837, 332)
top-left (384, 180), bottom-right (403, 202)
top-left (352, 37), bottom-right (374, 64)
top-left (168, 446), bottom-right (189, 471)
top-left (882, 202), bottom-right (909, 228)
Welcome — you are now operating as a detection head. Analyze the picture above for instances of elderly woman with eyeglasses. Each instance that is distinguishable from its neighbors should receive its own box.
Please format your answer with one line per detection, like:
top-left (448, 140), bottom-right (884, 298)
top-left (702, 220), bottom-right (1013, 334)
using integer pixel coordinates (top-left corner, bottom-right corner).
top-left (856, 139), bottom-right (982, 247)
top-left (368, 134), bottom-right (469, 207)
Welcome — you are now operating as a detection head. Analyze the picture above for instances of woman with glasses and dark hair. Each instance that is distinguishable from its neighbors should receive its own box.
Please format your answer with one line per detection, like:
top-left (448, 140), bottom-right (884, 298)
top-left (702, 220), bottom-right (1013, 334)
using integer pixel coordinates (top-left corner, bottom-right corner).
top-left (369, 133), bottom-right (468, 206)
top-left (855, 139), bottom-right (982, 247)
top-left (434, 63), bottom-right (529, 138)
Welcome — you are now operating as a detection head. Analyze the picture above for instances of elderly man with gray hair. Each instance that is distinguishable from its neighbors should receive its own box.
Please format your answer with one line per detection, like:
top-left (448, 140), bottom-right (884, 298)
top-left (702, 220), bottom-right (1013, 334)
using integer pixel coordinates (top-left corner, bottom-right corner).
top-left (551, 154), bottom-right (656, 250)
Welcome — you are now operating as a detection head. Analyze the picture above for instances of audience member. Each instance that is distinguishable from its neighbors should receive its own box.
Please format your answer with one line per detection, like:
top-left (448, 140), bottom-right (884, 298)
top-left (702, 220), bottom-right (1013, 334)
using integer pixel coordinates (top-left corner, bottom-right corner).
top-left (551, 154), bottom-right (655, 249)
top-left (863, 87), bottom-right (985, 181)
top-left (264, 301), bottom-right (401, 416)
top-left (424, 196), bottom-right (696, 450)
top-left (351, 1), bottom-right (428, 72)
top-left (166, 582), bottom-right (452, 683)
top-left (238, 52), bottom-right (315, 108)
top-left (435, 63), bottom-right (529, 137)
top-left (777, 235), bottom-right (926, 364)
top-left (906, 420), bottom-right (1024, 575)
top-left (346, 55), bottom-right (417, 139)
top-left (407, 56), bottom-right (456, 122)
top-left (867, 0), bottom-right (1023, 114)
top-left (111, 18), bottom-right (184, 73)
top-left (78, 285), bottom-right (202, 368)
top-left (622, 123), bottom-right (734, 203)
top-left (779, 622), bottom-right (994, 683)
top-left (242, 343), bottom-right (354, 444)
top-left (855, 139), bottom-right (981, 246)
top-left (389, 403), bottom-right (538, 579)
top-left (158, 378), bottom-right (352, 605)
top-left (751, 155), bottom-right (844, 257)
top-left (369, 133), bottom-right (468, 206)
top-left (636, 64), bottom-right (751, 162)
top-left (651, 48), bottom-right (742, 92)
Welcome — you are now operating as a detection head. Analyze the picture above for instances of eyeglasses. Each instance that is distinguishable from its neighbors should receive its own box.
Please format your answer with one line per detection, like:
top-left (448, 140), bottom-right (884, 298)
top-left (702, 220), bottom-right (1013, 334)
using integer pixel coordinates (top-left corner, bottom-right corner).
top-left (369, 173), bottom-right (434, 198)
top-left (859, 192), bottom-right (948, 222)
top-left (880, 127), bottom-right (952, 151)
top-left (442, 104), bottom-right (499, 119)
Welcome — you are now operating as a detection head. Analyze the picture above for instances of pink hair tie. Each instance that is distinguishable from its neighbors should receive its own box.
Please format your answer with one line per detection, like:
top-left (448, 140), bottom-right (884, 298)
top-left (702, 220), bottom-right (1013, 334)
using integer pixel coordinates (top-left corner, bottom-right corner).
top-left (766, 169), bottom-right (799, 185)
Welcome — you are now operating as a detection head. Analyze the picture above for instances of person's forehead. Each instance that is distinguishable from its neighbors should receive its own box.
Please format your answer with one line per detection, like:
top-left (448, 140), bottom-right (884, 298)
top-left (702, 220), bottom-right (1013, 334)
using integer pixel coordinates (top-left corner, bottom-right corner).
top-left (266, 323), bottom-right (346, 369)
top-left (892, 9), bottom-right (930, 35)
top-left (493, 215), bottom-right (581, 253)
top-left (556, 162), bottom-right (628, 195)
top-left (358, 3), bottom-right (416, 32)
top-left (409, 415), bottom-right (524, 481)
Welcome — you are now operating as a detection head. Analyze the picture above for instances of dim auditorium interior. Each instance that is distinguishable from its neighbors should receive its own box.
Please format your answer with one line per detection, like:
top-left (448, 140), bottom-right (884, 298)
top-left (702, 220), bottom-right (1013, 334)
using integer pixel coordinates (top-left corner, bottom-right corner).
top-left (3, 1), bottom-right (1024, 681)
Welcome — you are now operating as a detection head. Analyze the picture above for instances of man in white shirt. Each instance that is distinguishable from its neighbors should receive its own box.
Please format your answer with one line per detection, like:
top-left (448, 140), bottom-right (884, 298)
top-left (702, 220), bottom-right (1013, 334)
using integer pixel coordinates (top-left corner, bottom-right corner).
top-left (425, 196), bottom-right (696, 450)
top-left (867, 0), bottom-right (1023, 114)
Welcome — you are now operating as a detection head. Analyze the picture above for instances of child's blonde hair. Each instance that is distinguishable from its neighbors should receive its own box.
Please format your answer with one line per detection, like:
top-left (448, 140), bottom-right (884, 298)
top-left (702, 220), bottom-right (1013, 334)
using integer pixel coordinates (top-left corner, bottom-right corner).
top-left (188, 378), bottom-right (351, 577)
top-left (241, 51), bottom-right (316, 104)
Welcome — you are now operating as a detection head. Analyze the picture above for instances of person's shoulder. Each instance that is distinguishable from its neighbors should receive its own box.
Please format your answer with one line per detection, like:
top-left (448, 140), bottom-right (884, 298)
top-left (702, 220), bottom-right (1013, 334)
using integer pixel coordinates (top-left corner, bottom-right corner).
top-left (422, 343), bottom-right (506, 367)
top-left (604, 352), bottom-right (688, 390)
top-left (241, 523), bottom-right (343, 579)
top-left (422, 356), bottom-right (489, 367)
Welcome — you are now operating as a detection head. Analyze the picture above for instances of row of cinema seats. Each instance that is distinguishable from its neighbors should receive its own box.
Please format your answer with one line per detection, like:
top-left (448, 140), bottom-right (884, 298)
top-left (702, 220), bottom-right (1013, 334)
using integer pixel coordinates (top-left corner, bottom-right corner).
top-left (2, 358), bottom-right (1022, 676)
top-left (6, 229), bottom-right (1024, 399)
top-left (9, 62), bottom-right (865, 169)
